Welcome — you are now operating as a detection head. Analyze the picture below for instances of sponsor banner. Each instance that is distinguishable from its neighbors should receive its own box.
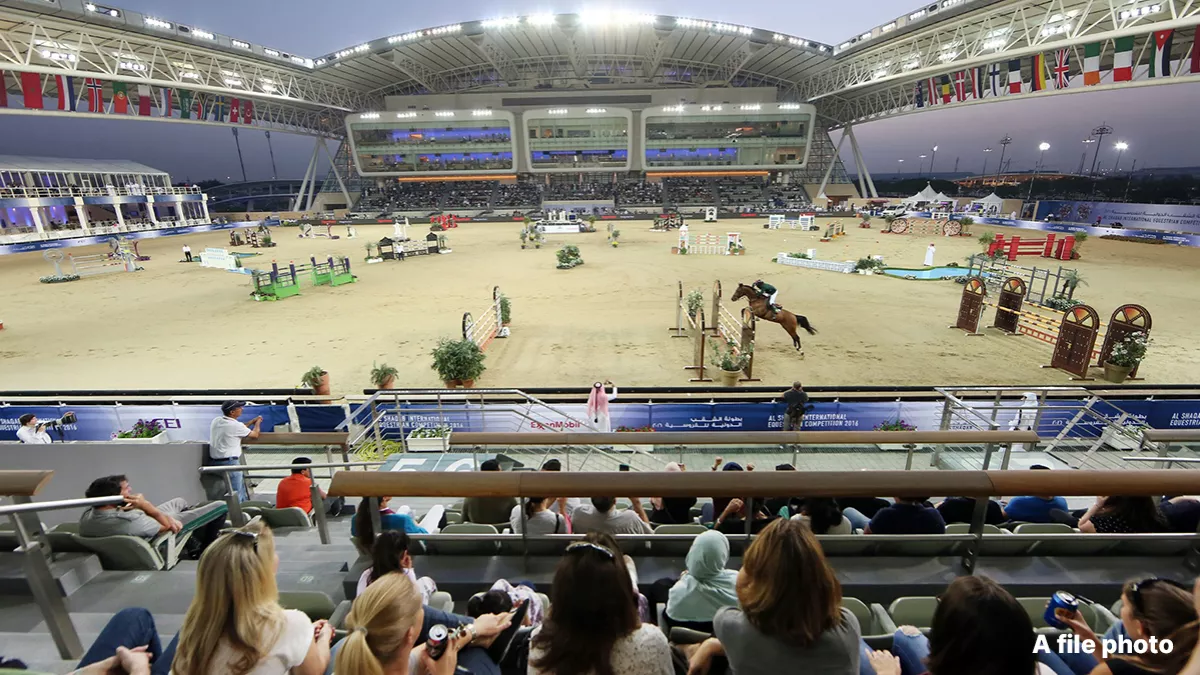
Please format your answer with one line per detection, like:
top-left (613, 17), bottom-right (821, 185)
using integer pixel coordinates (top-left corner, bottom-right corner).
top-left (1035, 201), bottom-right (1200, 234)
top-left (0, 220), bottom-right (264, 256)
top-left (974, 217), bottom-right (1200, 248)
top-left (0, 404), bottom-right (289, 442)
top-left (5, 398), bottom-right (1197, 444)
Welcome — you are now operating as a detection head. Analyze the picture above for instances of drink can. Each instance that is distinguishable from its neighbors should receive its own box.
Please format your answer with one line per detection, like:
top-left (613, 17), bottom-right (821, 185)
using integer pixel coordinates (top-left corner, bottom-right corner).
top-left (1045, 591), bottom-right (1079, 628)
top-left (427, 624), bottom-right (449, 660)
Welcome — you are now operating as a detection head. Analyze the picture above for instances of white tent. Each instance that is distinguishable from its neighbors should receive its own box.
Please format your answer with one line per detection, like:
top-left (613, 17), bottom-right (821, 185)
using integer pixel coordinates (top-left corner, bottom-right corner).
top-left (932, 191), bottom-right (955, 204)
top-left (902, 184), bottom-right (942, 205)
top-left (971, 192), bottom-right (1005, 213)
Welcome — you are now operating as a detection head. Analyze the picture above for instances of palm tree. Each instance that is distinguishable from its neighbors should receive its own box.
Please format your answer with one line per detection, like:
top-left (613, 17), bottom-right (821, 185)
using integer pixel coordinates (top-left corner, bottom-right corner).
top-left (1062, 269), bottom-right (1087, 299)
top-left (977, 231), bottom-right (995, 249)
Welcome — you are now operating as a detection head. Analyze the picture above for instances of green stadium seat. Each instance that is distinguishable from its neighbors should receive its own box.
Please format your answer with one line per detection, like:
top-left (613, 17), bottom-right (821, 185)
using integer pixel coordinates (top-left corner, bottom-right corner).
top-left (279, 590), bottom-right (337, 621)
top-left (887, 596), bottom-right (938, 629)
top-left (256, 507), bottom-right (312, 529)
top-left (432, 524), bottom-right (499, 555)
top-left (649, 524), bottom-right (707, 556)
top-left (844, 597), bottom-right (899, 648)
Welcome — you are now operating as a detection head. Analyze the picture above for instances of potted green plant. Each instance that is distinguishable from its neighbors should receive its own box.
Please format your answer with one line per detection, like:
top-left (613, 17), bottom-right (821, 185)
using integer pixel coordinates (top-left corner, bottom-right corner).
top-left (956, 215), bottom-right (974, 236)
top-left (555, 244), bottom-right (584, 269)
top-left (354, 438), bottom-right (406, 461)
top-left (585, 215), bottom-right (598, 232)
top-left (112, 419), bottom-right (168, 443)
top-left (430, 338), bottom-right (486, 388)
top-left (405, 425), bottom-right (452, 453)
top-left (610, 229), bottom-right (620, 248)
top-left (520, 228), bottom-right (529, 249)
top-left (710, 339), bottom-right (751, 387)
top-left (978, 231), bottom-right (995, 250)
top-left (534, 231), bottom-right (545, 249)
top-left (854, 257), bottom-right (884, 275)
top-left (685, 289), bottom-right (704, 319)
top-left (1062, 270), bottom-right (1087, 299)
top-left (1104, 332), bottom-right (1149, 383)
top-left (301, 366), bottom-right (331, 397)
top-left (371, 362), bottom-right (399, 390)
top-left (499, 294), bottom-right (512, 326)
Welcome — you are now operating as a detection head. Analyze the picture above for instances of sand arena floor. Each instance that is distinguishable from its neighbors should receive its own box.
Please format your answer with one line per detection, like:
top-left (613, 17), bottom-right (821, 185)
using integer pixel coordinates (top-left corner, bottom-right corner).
top-left (2, 217), bottom-right (1199, 392)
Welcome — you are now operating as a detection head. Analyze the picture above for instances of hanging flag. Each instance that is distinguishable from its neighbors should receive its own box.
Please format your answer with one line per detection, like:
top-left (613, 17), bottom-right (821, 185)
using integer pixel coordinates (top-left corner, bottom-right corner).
top-left (137, 84), bottom-right (152, 115)
top-left (111, 81), bottom-right (128, 113)
top-left (1150, 30), bottom-right (1174, 77)
top-left (925, 77), bottom-right (939, 105)
top-left (1053, 49), bottom-right (1071, 88)
top-left (20, 72), bottom-right (43, 109)
top-left (177, 89), bottom-right (193, 120)
top-left (55, 75), bottom-right (76, 111)
top-left (1113, 36), bottom-right (1135, 81)
top-left (211, 96), bottom-right (225, 122)
top-left (1030, 54), bottom-right (1047, 91)
top-left (988, 63), bottom-right (1002, 96)
top-left (939, 74), bottom-right (953, 103)
top-left (972, 66), bottom-right (986, 98)
top-left (230, 97), bottom-right (241, 124)
top-left (1192, 28), bottom-right (1200, 73)
top-left (1007, 59), bottom-right (1022, 93)
top-left (159, 88), bottom-right (172, 116)
top-left (914, 80), bottom-right (925, 108)
top-left (86, 78), bottom-right (104, 112)
top-left (953, 71), bottom-right (966, 101)
top-left (1083, 43), bottom-right (1102, 86)
top-left (242, 99), bottom-right (253, 125)
top-left (193, 92), bottom-right (205, 120)
top-left (0, 70), bottom-right (8, 107)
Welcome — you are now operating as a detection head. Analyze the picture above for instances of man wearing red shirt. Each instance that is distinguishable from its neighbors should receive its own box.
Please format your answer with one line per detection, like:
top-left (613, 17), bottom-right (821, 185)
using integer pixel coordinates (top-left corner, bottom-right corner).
top-left (276, 457), bottom-right (323, 514)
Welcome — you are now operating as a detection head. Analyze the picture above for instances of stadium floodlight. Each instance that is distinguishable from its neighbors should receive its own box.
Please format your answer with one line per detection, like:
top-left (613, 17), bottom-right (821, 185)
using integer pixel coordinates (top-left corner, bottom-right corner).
top-left (982, 39), bottom-right (1006, 50)
top-left (231, 39), bottom-right (251, 49)
top-left (581, 11), bottom-right (656, 26)
top-left (181, 71), bottom-right (199, 79)
top-left (315, 58), bottom-right (327, 66)
top-left (1114, 141), bottom-right (1129, 151)
top-left (585, 108), bottom-right (608, 114)
top-left (429, 24), bottom-right (462, 35)
top-left (435, 111), bottom-right (455, 117)
top-left (483, 17), bottom-right (520, 29)
top-left (361, 113), bottom-right (381, 120)
top-left (739, 104), bottom-right (762, 111)
top-left (85, 3), bottom-right (121, 17)
top-left (547, 108), bottom-right (570, 115)
top-left (472, 109), bottom-right (493, 116)
top-left (119, 61), bottom-right (147, 72)
top-left (396, 112), bottom-right (418, 119)
top-left (145, 17), bottom-right (172, 30)
top-left (777, 103), bottom-right (802, 110)
top-left (224, 78), bottom-right (243, 86)
top-left (902, 59), bottom-right (920, 70)
top-left (661, 105), bottom-right (685, 113)
top-left (528, 14), bottom-right (556, 26)
top-left (701, 105), bottom-right (723, 111)
top-left (882, 22), bottom-right (896, 32)
top-left (264, 48), bottom-right (280, 57)
top-left (190, 28), bottom-right (215, 40)
top-left (261, 84), bottom-right (276, 92)
top-left (40, 50), bottom-right (76, 62)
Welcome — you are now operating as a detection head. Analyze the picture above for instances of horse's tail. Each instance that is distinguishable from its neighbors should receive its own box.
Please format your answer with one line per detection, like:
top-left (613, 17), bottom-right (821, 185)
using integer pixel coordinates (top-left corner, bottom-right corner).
top-left (796, 314), bottom-right (818, 335)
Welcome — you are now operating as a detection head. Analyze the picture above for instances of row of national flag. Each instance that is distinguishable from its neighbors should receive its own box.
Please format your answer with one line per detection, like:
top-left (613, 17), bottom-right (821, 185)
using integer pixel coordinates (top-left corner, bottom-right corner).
top-left (915, 28), bottom-right (1200, 108)
top-left (0, 71), bottom-right (256, 124)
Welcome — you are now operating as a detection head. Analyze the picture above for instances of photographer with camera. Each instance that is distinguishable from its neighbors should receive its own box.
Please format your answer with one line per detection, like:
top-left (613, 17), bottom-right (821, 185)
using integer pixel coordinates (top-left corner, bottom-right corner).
top-left (16, 412), bottom-right (75, 444)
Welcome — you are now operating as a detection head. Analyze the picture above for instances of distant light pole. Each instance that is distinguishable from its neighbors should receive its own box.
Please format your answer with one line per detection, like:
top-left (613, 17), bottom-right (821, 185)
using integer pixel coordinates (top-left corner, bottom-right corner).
top-left (897, 158), bottom-right (905, 176)
top-left (1124, 159), bottom-right (1137, 201)
top-left (995, 134), bottom-right (1013, 181)
top-left (1113, 141), bottom-right (1129, 172)
top-left (1088, 123), bottom-right (1114, 175)
top-left (918, 154), bottom-right (928, 177)
top-left (982, 147), bottom-right (993, 177)
top-left (929, 145), bottom-right (939, 176)
top-left (1028, 142), bottom-right (1050, 201)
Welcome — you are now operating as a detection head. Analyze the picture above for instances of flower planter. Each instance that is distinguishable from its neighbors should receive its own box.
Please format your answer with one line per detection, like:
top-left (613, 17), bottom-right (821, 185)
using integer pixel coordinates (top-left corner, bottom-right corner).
top-left (1103, 361), bottom-right (1134, 384)
top-left (405, 431), bottom-right (450, 453)
top-left (718, 368), bottom-right (741, 387)
top-left (117, 432), bottom-right (169, 443)
top-left (377, 376), bottom-right (396, 390)
top-left (442, 380), bottom-right (461, 389)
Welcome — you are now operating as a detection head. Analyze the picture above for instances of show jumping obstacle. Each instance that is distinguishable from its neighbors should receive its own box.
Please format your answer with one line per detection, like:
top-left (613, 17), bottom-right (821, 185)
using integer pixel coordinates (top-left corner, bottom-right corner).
top-left (250, 256), bottom-right (356, 301)
top-left (986, 233), bottom-right (1075, 261)
top-left (964, 255), bottom-right (1077, 305)
top-left (819, 222), bottom-right (846, 242)
top-left (44, 247), bottom-right (138, 278)
top-left (298, 222), bottom-right (340, 239)
top-left (884, 218), bottom-right (963, 237)
top-left (951, 276), bottom-right (1151, 379)
top-left (675, 231), bottom-right (743, 255)
top-left (462, 286), bottom-right (507, 350)
top-left (652, 213), bottom-right (685, 230)
top-left (766, 214), bottom-right (817, 231)
top-left (709, 281), bottom-right (760, 382)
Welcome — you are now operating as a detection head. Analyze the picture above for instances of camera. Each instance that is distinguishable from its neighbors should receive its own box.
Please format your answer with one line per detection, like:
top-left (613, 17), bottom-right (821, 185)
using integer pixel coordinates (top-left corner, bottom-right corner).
top-left (37, 412), bottom-right (76, 430)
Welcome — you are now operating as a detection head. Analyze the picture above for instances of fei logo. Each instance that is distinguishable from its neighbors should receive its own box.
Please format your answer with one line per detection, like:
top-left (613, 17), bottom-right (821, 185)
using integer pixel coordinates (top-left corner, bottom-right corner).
top-left (142, 418), bottom-right (183, 429)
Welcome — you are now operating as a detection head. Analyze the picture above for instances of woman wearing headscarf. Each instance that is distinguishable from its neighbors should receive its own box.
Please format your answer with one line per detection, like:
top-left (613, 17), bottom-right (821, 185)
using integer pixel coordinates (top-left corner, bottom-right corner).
top-left (664, 531), bottom-right (740, 633)
top-left (587, 380), bottom-right (618, 432)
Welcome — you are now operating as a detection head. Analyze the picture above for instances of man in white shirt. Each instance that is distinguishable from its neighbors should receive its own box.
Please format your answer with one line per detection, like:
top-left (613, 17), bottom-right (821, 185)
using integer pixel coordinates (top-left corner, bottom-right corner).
top-left (16, 413), bottom-right (73, 444)
top-left (571, 496), bottom-right (653, 535)
top-left (182, 244), bottom-right (193, 262)
top-left (208, 401), bottom-right (262, 501)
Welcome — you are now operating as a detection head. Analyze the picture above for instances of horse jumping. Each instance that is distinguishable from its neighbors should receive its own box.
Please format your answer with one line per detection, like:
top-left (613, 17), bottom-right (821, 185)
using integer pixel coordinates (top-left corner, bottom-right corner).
top-left (730, 283), bottom-right (817, 353)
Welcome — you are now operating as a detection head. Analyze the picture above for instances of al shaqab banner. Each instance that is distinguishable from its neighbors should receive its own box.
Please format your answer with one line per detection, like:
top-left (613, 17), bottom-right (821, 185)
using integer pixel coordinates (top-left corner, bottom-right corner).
top-left (1034, 201), bottom-right (1200, 234)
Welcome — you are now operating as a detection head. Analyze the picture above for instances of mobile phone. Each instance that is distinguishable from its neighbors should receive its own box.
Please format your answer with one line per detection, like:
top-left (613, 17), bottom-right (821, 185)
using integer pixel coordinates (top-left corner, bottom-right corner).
top-left (619, 464), bottom-right (631, 472)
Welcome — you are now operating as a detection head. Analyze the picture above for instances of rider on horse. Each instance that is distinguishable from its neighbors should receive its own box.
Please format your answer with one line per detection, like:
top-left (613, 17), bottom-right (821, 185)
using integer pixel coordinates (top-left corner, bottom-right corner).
top-left (752, 279), bottom-right (782, 315)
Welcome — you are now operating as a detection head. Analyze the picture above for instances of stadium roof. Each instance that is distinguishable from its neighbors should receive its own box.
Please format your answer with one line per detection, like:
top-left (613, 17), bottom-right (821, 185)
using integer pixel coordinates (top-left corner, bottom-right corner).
top-left (0, 155), bottom-right (167, 175)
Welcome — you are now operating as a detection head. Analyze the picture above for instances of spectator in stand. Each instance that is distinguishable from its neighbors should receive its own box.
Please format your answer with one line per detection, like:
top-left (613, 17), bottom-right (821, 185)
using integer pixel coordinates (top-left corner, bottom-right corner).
top-left (764, 463), bottom-right (802, 518)
top-left (276, 457), bottom-right (344, 517)
top-left (663, 531), bottom-right (739, 633)
top-left (713, 497), bottom-right (776, 535)
top-left (935, 497), bottom-right (1006, 526)
top-left (587, 380), bottom-right (618, 432)
top-left (208, 401), bottom-right (262, 502)
top-left (687, 519), bottom-right (862, 675)
top-left (571, 496), bottom-right (653, 535)
top-left (463, 459), bottom-right (517, 525)
top-left (530, 533), bottom-right (673, 675)
top-left (708, 460), bottom-right (744, 523)
top-left (1079, 496), bottom-right (1169, 533)
top-left (1003, 465), bottom-right (1071, 523)
top-left (15, 412), bottom-right (73, 444)
top-left (541, 458), bottom-right (582, 517)
top-left (171, 520), bottom-right (333, 675)
top-left (865, 576), bottom-right (1046, 675)
top-left (849, 498), bottom-right (945, 535)
top-left (793, 498), bottom-right (853, 534)
top-left (649, 462), bottom-right (697, 525)
top-left (352, 496), bottom-right (443, 553)
top-left (356, 530), bottom-right (437, 604)
top-left (511, 497), bottom-right (569, 535)
top-left (1160, 496), bottom-right (1200, 532)
top-left (79, 475), bottom-right (223, 551)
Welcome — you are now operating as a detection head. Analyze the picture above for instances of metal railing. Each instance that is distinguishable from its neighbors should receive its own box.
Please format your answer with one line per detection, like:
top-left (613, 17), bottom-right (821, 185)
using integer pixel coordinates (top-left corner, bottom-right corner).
top-left (2, 495), bottom-right (125, 660)
top-left (0, 185), bottom-right (199, 199)
top-left (198, 461), bottom-right (381, 543)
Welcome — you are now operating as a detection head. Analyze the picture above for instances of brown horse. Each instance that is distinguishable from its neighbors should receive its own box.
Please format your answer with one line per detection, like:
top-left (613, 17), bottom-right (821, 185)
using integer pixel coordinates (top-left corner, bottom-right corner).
top-left (731, 283), bottom-right (817, 353)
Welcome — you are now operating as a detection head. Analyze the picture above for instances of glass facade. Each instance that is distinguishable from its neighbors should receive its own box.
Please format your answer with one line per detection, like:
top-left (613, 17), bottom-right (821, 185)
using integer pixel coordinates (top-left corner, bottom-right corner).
top-left (642, 111), bottom-right (812, 169)
top-left (526, 113), bottom-right (631, 172)
top-left (349, 117), bottom-right (516, 175)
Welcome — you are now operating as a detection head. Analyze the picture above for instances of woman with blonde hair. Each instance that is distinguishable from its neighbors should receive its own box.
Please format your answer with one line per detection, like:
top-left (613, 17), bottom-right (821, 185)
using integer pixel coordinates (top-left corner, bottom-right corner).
top-left (171, 520), bottom-right (333, 675)
top-left (687, 518), bottom-right (861, 675)
top-left (335, 573), bottom-right (469, 675)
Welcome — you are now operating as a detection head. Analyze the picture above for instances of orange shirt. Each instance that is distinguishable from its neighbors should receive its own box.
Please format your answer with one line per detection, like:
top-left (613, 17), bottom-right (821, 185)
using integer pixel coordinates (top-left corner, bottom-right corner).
top-left (276, 474), bottom-right (314, 513)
